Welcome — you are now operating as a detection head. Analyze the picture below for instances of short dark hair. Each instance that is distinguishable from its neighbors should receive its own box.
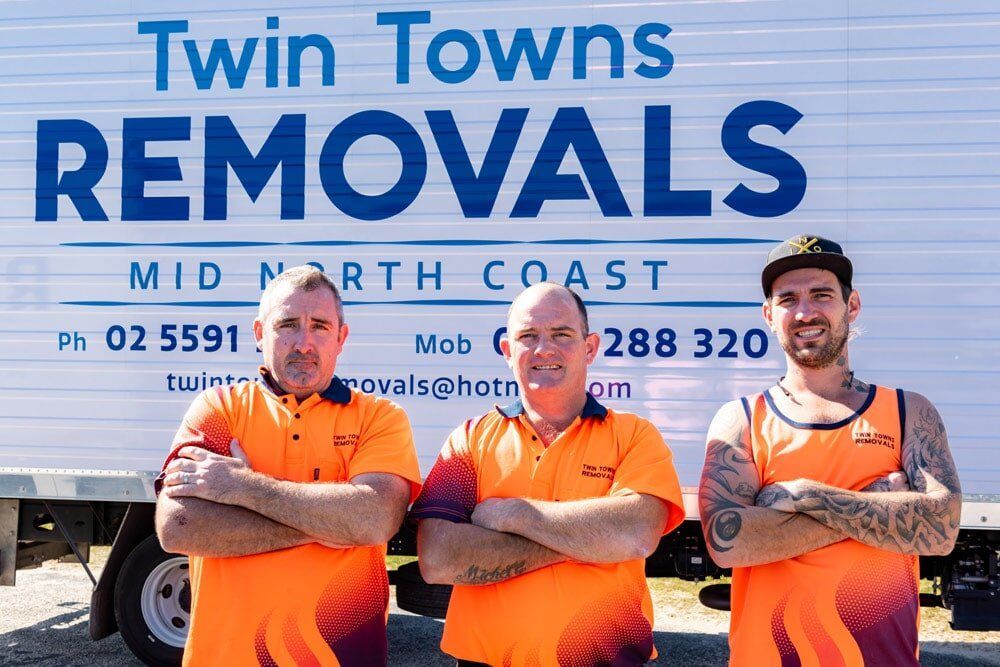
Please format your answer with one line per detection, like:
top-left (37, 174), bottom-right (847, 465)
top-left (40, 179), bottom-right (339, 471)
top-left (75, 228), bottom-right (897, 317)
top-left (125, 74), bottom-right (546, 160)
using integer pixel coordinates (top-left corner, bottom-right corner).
top-left (258, 265), bottom-right (344, 324)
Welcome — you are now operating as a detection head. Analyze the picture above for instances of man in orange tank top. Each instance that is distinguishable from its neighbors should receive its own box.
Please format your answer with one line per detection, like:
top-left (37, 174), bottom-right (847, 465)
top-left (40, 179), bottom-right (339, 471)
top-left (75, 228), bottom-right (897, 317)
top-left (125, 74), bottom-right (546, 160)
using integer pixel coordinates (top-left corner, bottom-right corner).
top-left (698, 235), bottom-right (961, 666)
top-left (154, 266), bottom-right (421, 666)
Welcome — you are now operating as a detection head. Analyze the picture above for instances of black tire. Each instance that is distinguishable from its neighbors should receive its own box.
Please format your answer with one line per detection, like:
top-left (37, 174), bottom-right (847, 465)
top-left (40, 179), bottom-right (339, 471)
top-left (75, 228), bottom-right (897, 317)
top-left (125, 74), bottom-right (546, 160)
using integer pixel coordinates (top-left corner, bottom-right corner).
top-left (394, 561), bottom-right (453, 619)
top-left (113, 535), bottom-right (188, 667)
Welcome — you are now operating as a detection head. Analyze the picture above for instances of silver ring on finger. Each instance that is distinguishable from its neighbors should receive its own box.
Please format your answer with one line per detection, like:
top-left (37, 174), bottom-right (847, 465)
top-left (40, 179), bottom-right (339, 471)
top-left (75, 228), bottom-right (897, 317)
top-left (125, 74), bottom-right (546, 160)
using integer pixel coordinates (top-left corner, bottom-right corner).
top-left (182, 472), bottom-right (189, 485)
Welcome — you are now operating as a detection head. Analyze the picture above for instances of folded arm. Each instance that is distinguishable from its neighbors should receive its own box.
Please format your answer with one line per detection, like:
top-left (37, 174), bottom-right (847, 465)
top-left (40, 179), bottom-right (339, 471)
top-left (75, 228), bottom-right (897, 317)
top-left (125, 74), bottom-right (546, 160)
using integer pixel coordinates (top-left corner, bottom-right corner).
top-left (471, 492), bottom-right (667, 563)
top-left (698, 401), bottom-right (846, 568)
top-left (417, 517), bottom-right (566, 585)
top-left (161, 442), bottom-right (412, 549)
top-left (758, 393), bottom-right (961, 556)
top-left (155, 494), bottom-right (312, 557)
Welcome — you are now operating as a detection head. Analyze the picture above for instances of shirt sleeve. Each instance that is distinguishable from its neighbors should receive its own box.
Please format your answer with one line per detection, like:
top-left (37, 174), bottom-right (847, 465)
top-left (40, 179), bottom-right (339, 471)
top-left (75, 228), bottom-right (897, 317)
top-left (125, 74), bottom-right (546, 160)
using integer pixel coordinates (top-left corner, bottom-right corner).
top-left (407, 419), bottom-right (479, 524)
top-left (154, 387), bottom-right (233, 495)
top-left (610, 417), bottom-right (686, 535)
top-left (347, 397), bottom-right (423, 503)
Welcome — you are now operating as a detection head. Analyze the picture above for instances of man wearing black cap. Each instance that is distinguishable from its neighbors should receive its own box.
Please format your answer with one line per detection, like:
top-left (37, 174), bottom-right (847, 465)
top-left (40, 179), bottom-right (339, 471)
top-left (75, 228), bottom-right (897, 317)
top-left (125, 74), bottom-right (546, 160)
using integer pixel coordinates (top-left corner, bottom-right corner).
top-left (698, 235), bottom-right (961, 665)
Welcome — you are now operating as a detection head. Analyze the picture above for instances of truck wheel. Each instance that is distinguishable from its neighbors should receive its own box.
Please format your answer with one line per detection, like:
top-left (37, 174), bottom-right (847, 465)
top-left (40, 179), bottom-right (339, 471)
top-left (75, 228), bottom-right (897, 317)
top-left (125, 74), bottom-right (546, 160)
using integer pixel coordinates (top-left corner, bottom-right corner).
top-left (394, 561), bottom-right (452, 619)
top-left (114, 535), bottom-right (188, 667)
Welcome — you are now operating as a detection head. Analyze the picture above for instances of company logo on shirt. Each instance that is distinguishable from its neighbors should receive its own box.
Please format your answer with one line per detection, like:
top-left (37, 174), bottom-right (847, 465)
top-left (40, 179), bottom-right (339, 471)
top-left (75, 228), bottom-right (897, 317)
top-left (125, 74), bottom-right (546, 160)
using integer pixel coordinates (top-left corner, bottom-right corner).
top-left (332, 433), bottom-right (359, 447)
top-left (853, 432), bottom-right (895, 449)
top-left (581, 463), bottom-right (615, 480)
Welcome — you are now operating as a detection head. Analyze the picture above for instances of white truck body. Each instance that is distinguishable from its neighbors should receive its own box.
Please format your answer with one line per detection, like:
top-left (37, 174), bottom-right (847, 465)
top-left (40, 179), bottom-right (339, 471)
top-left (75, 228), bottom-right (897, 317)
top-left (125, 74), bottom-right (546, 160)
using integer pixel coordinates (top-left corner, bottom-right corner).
top-left (0, 0), bottom-right (997, 659)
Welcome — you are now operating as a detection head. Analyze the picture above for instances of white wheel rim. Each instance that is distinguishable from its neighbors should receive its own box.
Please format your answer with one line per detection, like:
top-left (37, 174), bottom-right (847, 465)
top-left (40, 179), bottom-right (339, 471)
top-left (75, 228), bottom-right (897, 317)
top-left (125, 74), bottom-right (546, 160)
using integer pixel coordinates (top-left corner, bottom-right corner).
top-left (139, 556), bottom-right (190, 648)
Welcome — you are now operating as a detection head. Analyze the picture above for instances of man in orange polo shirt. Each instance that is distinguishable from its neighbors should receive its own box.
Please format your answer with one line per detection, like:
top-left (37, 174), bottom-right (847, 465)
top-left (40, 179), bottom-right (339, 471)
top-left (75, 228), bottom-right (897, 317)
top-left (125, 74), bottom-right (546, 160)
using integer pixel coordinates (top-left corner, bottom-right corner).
top-left (411, 282), bottom-right (685, 666)
top-left (699, 235), bottom-right (962, 665)
top-left (154, 265), bottom-right (421, 666)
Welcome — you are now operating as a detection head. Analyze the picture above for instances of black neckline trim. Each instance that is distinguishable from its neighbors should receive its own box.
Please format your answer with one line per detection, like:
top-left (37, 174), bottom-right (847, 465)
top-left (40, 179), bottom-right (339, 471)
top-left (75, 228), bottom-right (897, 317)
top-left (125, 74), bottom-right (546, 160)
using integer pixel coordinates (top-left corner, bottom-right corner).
top-left (763, 384), bottom-right (877, 430)
top-left (496, 393), bottom-right (608, 420)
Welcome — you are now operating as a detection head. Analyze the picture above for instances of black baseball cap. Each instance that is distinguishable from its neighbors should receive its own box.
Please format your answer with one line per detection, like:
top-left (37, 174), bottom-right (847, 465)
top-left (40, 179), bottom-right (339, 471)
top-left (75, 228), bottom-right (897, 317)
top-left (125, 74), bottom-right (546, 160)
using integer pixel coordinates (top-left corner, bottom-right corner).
top-left (762, 235), bottom-right (853, 296)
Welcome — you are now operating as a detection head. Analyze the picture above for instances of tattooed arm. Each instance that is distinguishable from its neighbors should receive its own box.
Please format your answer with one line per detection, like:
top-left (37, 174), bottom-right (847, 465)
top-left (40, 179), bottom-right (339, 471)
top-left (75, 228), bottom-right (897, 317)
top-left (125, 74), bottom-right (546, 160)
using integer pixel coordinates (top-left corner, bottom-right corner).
top-left (758, 392), bottom-right (961, 556)
top-left (698, 401), bottom-right (848, 568)
top-left (417, 518), bottom-right (567, 585)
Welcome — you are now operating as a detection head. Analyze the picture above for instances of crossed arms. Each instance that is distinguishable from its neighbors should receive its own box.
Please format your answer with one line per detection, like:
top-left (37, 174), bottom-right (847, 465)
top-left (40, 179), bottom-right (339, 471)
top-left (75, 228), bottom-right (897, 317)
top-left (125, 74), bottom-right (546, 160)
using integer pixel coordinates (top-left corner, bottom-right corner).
top-left (698, 392), bottom-right (962, 569)
top-left (155, 441), bottom-right (411, 558)
top-left (418, 493), bottom-right (669, 586)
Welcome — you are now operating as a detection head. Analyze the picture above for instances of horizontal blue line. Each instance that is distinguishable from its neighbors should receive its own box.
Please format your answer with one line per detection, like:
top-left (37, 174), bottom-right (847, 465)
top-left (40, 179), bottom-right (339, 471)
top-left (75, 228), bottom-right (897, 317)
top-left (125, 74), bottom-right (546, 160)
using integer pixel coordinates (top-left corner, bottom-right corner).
top-left (61, 237), bottom-right (776, 249)
top-left (60, 299), bottom-right (762, 308)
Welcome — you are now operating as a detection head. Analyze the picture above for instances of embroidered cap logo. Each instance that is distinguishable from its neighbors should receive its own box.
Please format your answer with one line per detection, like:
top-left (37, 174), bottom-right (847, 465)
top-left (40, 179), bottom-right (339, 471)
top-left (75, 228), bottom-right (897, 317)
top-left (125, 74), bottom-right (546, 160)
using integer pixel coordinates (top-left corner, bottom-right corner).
top-left (788, 236), bottom-right (823, 254)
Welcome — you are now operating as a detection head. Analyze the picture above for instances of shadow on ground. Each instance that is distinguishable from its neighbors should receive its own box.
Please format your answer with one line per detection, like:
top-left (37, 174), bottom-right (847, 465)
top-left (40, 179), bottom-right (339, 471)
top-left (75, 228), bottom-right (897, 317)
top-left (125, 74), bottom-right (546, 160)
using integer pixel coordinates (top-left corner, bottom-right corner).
top-left (3, 609), bottom-right (997, 666)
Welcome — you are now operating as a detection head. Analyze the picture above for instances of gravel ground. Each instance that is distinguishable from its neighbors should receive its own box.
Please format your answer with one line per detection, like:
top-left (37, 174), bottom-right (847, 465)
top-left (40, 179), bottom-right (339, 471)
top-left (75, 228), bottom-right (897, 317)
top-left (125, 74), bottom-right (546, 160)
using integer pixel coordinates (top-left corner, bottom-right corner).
top-left (1, 548), bottom-right (997, 666)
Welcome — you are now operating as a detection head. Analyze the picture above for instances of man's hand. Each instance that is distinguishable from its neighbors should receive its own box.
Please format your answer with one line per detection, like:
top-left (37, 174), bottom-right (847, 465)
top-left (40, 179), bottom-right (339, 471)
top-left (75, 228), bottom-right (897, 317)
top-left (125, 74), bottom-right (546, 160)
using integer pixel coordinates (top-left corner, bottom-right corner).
top-left (757, 471), bottom-right (911, 513)
top-left (471, 497), bottom-right (522, 533)
top-left (161, 439), bottom-right (252, 505)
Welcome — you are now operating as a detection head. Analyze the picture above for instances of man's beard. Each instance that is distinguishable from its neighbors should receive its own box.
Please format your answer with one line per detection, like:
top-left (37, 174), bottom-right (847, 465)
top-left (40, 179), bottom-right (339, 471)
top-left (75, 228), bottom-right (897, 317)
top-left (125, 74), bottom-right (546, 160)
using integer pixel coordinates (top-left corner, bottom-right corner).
top-left (780, 318), bottom-right (849, 369)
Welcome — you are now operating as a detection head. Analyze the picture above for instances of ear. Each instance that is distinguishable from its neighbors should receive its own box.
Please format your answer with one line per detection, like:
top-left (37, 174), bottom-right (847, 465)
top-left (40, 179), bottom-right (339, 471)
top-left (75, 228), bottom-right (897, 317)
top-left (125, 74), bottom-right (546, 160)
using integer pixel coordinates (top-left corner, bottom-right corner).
top-left (584, 331), bottom-right (600, 364)
top-left (762, 299), bottom-right (775, 332)
top-left (252, 318), bottom-right (264, 351)
top-left (337, 323), bottom-right (350, 346)
top-left (499, 335), bottom-right (512, 364)
top-left (846, 290), bottom-right (861, 324)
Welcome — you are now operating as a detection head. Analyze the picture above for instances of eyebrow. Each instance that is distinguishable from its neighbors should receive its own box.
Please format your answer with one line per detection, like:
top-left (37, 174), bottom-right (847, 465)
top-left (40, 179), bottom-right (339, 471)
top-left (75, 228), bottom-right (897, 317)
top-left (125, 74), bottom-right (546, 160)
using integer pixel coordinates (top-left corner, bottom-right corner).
top-left (776, 286), bottom-right (837, 298)
top-left (274, 315), bottom-right (334, 326)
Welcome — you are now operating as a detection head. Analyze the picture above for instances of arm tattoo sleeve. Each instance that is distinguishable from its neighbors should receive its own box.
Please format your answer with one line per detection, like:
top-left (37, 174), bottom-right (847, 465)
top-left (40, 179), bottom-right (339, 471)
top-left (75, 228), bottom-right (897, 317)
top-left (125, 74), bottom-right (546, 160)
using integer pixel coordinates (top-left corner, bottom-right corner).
top-left (699, 406), bottom-right (757, 554)
top-left (791, 401), bottom-right (960, 555)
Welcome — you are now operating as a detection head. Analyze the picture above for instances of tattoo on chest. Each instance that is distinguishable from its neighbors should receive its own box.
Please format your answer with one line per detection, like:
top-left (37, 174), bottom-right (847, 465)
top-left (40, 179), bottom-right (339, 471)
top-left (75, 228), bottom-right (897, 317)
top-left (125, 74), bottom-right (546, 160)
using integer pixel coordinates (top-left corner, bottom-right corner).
top-left (455, 560), bottom-right (528, 584)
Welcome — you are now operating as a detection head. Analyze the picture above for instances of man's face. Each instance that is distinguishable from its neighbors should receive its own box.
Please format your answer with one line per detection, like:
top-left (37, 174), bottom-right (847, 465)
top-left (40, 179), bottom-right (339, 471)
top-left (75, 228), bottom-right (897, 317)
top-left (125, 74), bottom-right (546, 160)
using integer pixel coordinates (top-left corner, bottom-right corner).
top-left (252, 284), bottom-right (349, 399)
top-left (500, 287), bottom-right (599, 399)
top-left (763, 268), bottom-right (860, 369)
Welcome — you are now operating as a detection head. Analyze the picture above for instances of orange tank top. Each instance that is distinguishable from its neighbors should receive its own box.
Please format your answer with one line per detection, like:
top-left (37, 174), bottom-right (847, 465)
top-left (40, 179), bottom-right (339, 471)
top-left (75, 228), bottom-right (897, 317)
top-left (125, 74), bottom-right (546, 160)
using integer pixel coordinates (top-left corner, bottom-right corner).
top-left (729, 385), bottom-right (919, 667)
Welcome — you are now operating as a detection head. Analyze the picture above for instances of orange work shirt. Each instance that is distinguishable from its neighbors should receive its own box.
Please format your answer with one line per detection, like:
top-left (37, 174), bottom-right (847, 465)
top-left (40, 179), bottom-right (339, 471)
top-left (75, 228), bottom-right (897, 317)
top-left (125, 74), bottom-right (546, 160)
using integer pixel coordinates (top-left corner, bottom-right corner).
top-left (730, 385), bottom-right (919, 666)
top-left (410, 394), bottom-right (685, 666)
top-left (159, 373), bottom-right (421, 667)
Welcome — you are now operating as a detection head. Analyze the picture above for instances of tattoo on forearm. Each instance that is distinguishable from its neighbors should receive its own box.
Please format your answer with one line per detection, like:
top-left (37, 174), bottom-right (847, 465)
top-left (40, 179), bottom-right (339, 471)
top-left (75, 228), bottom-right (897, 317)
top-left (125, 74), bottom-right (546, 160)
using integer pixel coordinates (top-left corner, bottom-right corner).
top-left (794, 488), bottom-right (956, 554)
top-left (454, 560), bottom-right (528, 585)
top-left (755, 485), bottom-right (792, 508)
top-left (707, 510), bottom-right (742, 553)
top-left (700, 407), bottom-right (755, 553)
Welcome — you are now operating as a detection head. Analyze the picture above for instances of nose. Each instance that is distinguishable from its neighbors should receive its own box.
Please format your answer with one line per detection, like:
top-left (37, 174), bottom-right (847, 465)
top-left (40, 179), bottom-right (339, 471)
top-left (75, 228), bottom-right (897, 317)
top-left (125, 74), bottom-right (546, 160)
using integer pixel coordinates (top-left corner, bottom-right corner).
top-left (293, 328), bottom-right (317, 353)
top-left (533, 334), bottom-right (557, 357)
top-left (794, 300), bottom-right (819, 322)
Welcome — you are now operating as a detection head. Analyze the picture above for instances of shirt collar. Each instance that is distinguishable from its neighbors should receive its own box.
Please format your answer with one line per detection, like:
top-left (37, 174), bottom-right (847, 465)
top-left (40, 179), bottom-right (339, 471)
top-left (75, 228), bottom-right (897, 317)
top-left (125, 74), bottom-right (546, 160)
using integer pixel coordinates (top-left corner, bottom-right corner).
top-left (496, 393), bottom-right (608, 420)
top-left (258, 366), bottom-right (352, 405)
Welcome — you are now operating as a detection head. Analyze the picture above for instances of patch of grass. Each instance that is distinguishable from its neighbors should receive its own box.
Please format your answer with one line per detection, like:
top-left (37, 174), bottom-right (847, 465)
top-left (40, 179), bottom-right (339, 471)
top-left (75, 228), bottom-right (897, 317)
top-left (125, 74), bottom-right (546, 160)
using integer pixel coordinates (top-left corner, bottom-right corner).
top-left (386, 555), bottom-right (418, 570)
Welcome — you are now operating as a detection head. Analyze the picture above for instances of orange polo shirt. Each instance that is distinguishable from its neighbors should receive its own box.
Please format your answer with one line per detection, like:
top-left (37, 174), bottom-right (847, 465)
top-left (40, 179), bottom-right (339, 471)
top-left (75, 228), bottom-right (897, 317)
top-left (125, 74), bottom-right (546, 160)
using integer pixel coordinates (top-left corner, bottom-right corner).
top-left (160, 372), bottom-right (421, 667)
top-left (410, 394), bottom-right (685, 666)
top-left (729, 385), bottom-right (919, 666)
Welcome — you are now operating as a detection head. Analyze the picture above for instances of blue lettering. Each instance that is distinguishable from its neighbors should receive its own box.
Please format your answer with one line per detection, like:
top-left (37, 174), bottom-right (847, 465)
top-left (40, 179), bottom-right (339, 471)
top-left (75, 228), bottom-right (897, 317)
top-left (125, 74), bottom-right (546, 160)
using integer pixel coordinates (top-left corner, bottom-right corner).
top-left (633, 23), bottom-right (673, 79)
top-left (427, 29), bottom-right (480, 84)
top-left (483, 260), bottom-right (504, 290)
top-left (512, 107), bottom-right (630, 217)
top-left (644, 105), bottom-right (710, 216)
top-left (484, 28), bottom-right (564, 81)
top-left (565, 260), bottom-right (589, 289)
top-left (204, 114), bottom-right (305, 220)
top-left (137, 20), bottom-right (189, 91)
top-left (376, 11), bottom-right (432, 84)
top-left (319, 110), bottom-right (427, 221)
top-left (288, 34), bottom-right (335, 87)
top-left (606, 260), bottom-right (626, 290)
top-left (722, 100), bottom-right (806, 217)
top-left (572, 25), bottom-right (624, 79)
top-left (35, 119), bottom-right (109, 221)
top-left (121, 117), bottom-right (190, 221)
top-left (426, 108), bottom-right (527, 218)
top-left (183, 37), bottom-right (257, 90)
